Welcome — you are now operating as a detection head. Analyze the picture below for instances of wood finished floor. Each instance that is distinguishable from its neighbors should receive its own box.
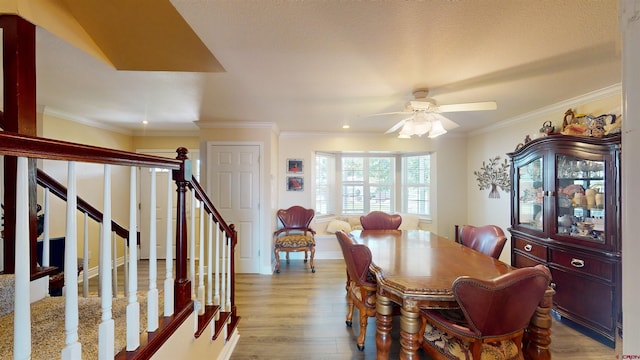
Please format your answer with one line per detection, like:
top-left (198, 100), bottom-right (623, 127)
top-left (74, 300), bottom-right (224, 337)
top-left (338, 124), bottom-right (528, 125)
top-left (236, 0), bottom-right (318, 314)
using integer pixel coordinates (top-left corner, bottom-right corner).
top-left (230, 259), bottom-right (617, 360)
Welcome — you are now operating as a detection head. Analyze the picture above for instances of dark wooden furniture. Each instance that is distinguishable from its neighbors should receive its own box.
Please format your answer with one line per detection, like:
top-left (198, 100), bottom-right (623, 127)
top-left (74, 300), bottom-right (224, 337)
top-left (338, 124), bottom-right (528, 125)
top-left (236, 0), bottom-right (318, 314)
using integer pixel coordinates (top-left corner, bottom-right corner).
top-left (455, 224), bottom-right (508, 259)
top-left (351, 229), bottom-right (554, 360)
top-left (36, 237), bottom-right (84, 296)
top-left (507, 134), bottom-right (621, 344)
top-left (420, 265), bottom-right (552, 359)
top-left (360, 211), bottom-right (402, 230)
top-left (273, 206), bottom-right (316, 273)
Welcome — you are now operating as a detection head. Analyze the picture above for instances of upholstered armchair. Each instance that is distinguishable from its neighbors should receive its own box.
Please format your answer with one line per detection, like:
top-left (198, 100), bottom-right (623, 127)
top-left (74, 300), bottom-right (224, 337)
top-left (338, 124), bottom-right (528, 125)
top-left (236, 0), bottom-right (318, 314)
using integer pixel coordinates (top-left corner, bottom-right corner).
top-left (335, 230), bottom-right (378, 351)
top-left (273, 206), bottom-right (316, 273)
top-left (420, 265), bottom-right (552, 360)
top-left (455, 224), bottom-right (507, 259)
top-left (360, 211), bottom-right (402, 230)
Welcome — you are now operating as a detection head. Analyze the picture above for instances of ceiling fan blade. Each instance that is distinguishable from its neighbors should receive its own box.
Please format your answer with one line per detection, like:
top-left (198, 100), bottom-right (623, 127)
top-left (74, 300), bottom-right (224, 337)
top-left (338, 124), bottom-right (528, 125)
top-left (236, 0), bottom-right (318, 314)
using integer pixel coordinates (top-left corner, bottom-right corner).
top-left (384, 117), bottom-right (411, 134)
top-left (362, 111), bottom-right (411, 118)
top-left (438, 101), bottom-right (497, 113)
top-left (435, 113), bottom-right (461, 130)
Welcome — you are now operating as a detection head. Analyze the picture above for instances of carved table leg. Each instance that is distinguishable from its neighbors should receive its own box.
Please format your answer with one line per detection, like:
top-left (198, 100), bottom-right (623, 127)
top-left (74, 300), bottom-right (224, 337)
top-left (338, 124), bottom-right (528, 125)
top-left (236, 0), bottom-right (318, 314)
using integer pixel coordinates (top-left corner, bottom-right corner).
top-left (399, 307), bottom-right (421, 360)
top-left (524, 288), bottom-right (554, 360)
top-left (376, 294), bottom-right (393, 360)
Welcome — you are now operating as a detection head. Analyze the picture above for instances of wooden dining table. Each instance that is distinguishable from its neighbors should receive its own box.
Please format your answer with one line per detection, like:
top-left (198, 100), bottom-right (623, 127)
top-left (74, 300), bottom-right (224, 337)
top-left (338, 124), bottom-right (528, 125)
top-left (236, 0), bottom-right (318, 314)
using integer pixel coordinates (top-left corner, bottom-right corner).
top-left (351, 229), bottom-right (554, 360)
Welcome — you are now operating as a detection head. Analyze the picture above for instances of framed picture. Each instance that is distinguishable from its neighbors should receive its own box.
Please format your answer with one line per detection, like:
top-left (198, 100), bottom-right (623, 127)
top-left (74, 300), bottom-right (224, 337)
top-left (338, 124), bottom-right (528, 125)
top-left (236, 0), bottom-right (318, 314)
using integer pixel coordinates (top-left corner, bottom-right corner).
top-left (287, 176), bottom-right (304, 191)
top-left (287, 159), bottom-right (303, 174)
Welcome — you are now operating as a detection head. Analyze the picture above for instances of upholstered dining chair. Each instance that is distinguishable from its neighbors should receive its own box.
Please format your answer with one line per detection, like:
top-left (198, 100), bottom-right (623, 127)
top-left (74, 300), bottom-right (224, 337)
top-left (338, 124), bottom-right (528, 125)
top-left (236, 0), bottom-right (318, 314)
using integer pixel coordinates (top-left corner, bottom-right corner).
top-left (273, 206), bottom-right (316, 273)
top-left (335, 230), bottom-right (379, 351)
top-left (420, 264), bottom-right (552, 360)
top-left (455, 224), bottom-right (507, 259)
top-left (360, 211), bottom-right (402, 230)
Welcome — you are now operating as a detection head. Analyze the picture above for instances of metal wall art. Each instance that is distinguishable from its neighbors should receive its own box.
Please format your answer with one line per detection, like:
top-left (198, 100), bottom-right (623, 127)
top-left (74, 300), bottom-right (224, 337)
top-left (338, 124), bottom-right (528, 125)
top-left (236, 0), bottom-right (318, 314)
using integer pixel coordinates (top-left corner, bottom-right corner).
top-left (474, 156), bottom-right (511, 198)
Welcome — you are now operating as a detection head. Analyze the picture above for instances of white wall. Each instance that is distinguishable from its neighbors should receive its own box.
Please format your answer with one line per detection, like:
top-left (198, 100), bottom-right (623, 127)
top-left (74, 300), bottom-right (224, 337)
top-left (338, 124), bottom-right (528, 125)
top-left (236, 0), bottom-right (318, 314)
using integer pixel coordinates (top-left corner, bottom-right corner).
top-left (621, 0), bottom-right (640, 354)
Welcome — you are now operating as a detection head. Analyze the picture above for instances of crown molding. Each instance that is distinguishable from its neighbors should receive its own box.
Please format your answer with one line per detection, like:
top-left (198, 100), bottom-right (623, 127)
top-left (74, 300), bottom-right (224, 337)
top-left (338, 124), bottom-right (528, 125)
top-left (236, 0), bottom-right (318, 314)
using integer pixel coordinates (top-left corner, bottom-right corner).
top-left (469, 83), bottom-right (622, 137)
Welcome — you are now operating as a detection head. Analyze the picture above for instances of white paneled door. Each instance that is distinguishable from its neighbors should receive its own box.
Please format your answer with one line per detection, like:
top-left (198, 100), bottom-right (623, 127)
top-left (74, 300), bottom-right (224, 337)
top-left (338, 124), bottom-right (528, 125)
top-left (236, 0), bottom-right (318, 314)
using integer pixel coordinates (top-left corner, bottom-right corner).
top-left (207, 144), bottom-right (261, 274)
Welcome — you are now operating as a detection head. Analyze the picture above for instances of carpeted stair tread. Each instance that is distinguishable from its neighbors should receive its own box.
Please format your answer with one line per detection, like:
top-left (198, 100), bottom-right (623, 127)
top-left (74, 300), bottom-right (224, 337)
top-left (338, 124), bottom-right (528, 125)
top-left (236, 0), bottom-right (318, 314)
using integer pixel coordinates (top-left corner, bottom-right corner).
top-left (0, 294), bottom-right (152, 359)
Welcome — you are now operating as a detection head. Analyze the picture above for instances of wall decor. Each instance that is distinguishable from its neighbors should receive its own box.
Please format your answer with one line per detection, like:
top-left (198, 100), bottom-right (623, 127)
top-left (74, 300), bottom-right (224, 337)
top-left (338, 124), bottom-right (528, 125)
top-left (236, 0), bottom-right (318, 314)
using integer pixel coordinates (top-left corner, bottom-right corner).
top-left (287, 159), bottom-right (303, 174)
top-left (287, 176), bottom-right (304, 191)
top-left (474, 156), bottom-right (510, 198)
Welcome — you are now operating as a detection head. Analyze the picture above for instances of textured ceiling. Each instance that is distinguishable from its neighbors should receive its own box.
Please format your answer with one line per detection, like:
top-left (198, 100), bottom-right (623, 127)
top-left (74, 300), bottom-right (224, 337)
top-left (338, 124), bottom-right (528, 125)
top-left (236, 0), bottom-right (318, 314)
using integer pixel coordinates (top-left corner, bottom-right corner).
top-left (1, 0), bottom-right (621, 136)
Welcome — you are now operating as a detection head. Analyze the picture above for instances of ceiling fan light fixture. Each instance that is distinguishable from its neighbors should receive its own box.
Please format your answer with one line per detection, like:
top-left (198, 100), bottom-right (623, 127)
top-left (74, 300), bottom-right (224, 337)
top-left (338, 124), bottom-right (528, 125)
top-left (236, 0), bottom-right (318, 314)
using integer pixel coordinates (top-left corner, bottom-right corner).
top-left (413, 119), bottom-right (431, 136)
top-left (428, 119), bottom-right (447, 138)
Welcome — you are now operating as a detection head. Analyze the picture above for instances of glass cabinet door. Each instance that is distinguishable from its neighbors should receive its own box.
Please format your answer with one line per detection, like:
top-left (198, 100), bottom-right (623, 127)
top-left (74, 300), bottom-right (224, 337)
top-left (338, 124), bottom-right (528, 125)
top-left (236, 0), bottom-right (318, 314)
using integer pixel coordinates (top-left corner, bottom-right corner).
top-left (517, 157), bottom-right (544, 231)
top-left (555, 154), bottom-right (605, 243)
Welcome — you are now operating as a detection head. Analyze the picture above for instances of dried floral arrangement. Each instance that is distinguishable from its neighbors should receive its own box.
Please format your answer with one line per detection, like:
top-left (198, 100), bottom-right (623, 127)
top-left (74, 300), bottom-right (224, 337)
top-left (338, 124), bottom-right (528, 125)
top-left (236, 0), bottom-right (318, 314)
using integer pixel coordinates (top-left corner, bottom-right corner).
top-left (474, 156), bottom-right (511, 198)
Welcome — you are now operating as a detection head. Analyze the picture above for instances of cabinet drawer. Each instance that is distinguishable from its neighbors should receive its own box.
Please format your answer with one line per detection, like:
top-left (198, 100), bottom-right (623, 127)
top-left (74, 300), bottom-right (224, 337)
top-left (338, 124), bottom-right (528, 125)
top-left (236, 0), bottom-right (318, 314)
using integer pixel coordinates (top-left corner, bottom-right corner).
top-left (514, 238), bottom-right (547, 261)
top-left (549, 249), bottom-right (614, 281)
top-left (513, 252), bottom-right (544, 268)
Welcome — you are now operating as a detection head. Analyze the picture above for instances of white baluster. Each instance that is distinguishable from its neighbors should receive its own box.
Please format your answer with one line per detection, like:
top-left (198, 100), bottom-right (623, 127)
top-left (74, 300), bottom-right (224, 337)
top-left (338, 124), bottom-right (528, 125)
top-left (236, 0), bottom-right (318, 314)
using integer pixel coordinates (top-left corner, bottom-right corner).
top-left (214, 226), bottom-right (221, 307)
top-left (14, 157), bottom-right (32, 360)
top-left (62, 161), bottom-right (81, 359)
top-left (148, 168), bottom-right (159, 331)
top-left (190, 191), bottom-right (196, 298)
top-left (197, 201), bottom-right (205, 315)
top-left (123, 232), bottom-right (128, 298)
top-left (98, 164), bottom-right (114, 360)
top-left (164, 170), bottom-right (174, 317)
top-left (207, 214), bottom-right (213, 306)
top-left (126, 166), bottom-right (140, 350)
top-left (112, 231), bottom-right (118, 297)
top-left (43, 188), bottom-right (50, 267)
top-left (83, 213), bottom-right (89, 298)
top-left (98, 223), bottom-right (103, 298)
top-left (226, 233), bottom-right (232, 311)
top-left (221, 231), bottom-right (226, 312)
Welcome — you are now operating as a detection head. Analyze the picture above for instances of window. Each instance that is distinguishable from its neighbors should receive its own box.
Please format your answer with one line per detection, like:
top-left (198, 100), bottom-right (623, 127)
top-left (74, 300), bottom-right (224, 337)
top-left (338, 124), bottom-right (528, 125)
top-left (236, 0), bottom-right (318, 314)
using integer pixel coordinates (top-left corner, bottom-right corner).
top-left (402, 154), bottom-right (431, 217)
top-left (315, 152), bottom-right (335, 215)
top-left (341, 156), bottom-right (394, 214)
top-left (314, 152), bottom-right (431, 217)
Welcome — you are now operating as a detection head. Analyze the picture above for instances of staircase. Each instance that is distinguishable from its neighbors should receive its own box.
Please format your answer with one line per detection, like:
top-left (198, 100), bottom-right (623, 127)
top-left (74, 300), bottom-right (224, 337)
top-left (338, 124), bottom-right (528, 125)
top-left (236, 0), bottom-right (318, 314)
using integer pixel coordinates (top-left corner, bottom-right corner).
top-left (0, 135), bottom-right (240, 359)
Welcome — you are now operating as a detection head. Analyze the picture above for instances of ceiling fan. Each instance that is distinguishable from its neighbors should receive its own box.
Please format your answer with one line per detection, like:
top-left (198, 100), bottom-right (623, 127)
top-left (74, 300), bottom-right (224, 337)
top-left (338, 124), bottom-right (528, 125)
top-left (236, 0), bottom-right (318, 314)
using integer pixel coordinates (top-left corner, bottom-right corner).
top-left (368, 89), bottom-right (497, 138)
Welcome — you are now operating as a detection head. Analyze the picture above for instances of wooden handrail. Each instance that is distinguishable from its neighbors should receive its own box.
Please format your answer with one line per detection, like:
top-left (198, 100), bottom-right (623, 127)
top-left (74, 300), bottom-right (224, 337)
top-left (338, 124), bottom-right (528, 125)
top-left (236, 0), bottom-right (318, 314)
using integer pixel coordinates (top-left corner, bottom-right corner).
top-left (0, 132), bottom-right (182, 169)
top-left (36, 169), bottom-right (130, 240)
top-left (189, 178), bottom-right (233, 237)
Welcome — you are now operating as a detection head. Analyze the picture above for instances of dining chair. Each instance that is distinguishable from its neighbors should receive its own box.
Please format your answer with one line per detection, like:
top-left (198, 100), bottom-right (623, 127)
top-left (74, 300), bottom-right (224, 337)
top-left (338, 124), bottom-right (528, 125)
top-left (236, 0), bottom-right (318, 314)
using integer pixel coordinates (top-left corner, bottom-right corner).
top-left (335, 230), bottom-right (379, 351)
top-left (273, 206), bottom-right (316, 273)
top-left (455, 224), bottom-right (507, 259)
top-left (360, 211), bottom-right (402, 230)
top-left (420, 264), bottom-right (552, 360)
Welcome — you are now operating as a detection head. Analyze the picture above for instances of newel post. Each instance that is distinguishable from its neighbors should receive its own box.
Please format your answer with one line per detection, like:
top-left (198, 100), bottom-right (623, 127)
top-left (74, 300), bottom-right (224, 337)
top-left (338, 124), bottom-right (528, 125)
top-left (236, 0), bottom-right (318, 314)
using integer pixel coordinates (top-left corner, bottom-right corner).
top-left (173, 147), bottom-right (192, 312)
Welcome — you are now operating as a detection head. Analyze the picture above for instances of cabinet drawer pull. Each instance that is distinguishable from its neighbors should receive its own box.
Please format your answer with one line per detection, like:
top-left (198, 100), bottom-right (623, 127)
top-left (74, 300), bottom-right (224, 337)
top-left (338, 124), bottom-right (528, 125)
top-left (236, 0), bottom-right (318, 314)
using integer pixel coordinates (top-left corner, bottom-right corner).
top-left (524, 244), bottom-right (533, 252)
top-left (571, 258), bottom-right (585, 268)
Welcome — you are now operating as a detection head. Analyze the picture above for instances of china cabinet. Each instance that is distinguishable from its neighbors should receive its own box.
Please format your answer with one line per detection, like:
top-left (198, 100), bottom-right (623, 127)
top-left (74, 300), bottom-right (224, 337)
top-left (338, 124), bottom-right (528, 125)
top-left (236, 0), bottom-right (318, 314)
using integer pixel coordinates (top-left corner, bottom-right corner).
top-left (507, 133), bottom-right (621, 343)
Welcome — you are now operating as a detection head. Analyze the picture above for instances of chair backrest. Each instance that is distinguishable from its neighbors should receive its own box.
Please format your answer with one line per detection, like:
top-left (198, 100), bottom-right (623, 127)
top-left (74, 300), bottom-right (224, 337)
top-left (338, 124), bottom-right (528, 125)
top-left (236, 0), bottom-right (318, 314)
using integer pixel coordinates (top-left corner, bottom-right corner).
top-left (335, 230), bottom-right (376, 287)
top-left (277, 206), bottom-right (315, 230)
top-left (456, 224), bottom-right (507, 259)
top-left (360, 211), bottom-right (402, 230)
top-left (453, 264), bottom-right (552, 338)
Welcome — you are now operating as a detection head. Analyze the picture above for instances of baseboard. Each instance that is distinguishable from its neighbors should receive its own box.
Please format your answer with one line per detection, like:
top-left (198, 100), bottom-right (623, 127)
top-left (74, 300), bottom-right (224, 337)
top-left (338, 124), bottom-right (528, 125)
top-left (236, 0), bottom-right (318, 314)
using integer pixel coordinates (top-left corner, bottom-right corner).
top-left (78, 255), bottom-right (125, 283)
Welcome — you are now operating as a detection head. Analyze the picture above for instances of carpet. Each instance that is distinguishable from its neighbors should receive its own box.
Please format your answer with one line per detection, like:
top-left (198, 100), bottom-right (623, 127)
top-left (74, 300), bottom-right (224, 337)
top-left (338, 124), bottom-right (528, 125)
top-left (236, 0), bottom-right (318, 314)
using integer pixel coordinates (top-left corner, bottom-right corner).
top-left (0, 293), bottom-right (155, 359)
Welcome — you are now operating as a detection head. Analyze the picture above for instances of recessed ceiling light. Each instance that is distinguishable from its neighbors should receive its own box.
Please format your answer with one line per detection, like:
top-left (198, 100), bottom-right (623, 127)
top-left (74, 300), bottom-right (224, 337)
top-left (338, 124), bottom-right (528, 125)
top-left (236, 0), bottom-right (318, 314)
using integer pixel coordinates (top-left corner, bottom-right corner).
top-left (342, 124), bottom-right (350, 129)
top-left (142, 120), bottom-right (149, 125)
